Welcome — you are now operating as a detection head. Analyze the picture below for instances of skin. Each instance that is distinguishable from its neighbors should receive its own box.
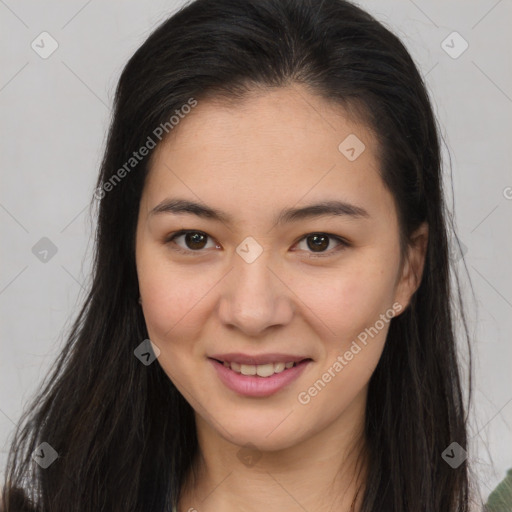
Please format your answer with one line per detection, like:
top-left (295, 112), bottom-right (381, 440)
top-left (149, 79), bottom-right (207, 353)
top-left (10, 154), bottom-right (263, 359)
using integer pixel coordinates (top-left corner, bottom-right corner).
top-left (135, 85), bottom-right (428, 512)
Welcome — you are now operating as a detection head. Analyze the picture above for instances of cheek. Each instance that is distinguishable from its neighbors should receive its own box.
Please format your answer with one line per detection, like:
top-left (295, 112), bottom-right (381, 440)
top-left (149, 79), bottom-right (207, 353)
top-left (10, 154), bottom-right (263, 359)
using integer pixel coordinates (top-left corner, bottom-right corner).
top-left (140, 267), bottom-right (212, 336)
top-left (291, 259), bottom-right (398, 343)
top-left (138, 264), bottom-right (211, 384)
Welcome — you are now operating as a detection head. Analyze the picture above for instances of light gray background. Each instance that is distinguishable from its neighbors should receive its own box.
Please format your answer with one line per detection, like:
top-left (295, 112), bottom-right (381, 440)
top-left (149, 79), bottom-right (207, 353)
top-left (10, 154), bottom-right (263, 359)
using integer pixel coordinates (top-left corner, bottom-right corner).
top-left (1, 0), bottom-right (511, 505)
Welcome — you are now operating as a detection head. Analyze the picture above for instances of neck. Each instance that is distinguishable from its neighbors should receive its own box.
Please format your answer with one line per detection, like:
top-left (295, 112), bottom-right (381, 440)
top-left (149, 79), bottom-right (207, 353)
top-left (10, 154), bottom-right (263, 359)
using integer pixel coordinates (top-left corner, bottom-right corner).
top-left (178, 396), bottom-right (369, 512)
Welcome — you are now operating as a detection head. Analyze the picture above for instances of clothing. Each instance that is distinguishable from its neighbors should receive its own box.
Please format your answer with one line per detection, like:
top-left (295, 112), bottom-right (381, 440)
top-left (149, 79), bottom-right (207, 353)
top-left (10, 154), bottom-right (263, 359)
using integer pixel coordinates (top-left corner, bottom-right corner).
top-left (485, 467), bottom-right (512, 511)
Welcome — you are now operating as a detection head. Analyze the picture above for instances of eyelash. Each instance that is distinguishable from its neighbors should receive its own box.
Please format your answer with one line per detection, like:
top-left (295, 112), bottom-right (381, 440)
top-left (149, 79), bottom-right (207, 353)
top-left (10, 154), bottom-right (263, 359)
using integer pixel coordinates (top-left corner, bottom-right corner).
top-left (164, 230), bottom-right (350, 258)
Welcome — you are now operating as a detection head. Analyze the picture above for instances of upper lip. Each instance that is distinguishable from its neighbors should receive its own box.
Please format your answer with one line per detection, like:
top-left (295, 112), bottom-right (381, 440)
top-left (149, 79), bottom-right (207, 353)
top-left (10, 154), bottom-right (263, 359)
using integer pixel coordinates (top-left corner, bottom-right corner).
top-left (209, 353), bottom-right (311, 365)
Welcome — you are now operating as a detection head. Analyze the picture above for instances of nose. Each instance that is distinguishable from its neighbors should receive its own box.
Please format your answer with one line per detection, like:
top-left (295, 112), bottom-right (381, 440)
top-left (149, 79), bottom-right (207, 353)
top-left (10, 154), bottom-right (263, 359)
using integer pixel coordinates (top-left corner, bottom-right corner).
top-left (217, 250), bottom-right (295, 336)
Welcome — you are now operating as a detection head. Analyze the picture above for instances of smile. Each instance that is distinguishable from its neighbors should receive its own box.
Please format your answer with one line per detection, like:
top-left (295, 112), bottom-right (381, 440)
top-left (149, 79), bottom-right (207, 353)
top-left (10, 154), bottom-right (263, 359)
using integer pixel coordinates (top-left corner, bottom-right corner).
top-left (219, 360), bottom-right (297, 377)
top-left (209, 357), bottom-right (312, 397)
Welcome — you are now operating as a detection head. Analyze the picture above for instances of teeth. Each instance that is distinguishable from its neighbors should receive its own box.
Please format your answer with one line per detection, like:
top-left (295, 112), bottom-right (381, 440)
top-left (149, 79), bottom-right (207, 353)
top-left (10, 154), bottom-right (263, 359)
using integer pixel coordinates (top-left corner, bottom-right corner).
top-left (223, 360), bottom-right (298, 377)
top-left (255, 363), bottom-right (274, 377)
top-left (274, 362), bottom-right (285, 373)
top-left (240, 364), bottom-right (257, 376)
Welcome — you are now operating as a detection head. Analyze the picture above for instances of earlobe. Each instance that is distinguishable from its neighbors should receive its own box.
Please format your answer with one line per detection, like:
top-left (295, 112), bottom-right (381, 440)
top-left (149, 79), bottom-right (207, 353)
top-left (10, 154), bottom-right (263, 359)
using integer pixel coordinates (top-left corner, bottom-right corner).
top-left (393, 222), bottom-right (429, 313)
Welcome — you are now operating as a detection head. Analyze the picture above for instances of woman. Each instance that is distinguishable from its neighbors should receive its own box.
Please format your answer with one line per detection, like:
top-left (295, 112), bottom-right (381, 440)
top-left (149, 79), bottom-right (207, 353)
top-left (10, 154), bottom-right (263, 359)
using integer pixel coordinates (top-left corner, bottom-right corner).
top-left (1, 0), bottom-right (477, 510)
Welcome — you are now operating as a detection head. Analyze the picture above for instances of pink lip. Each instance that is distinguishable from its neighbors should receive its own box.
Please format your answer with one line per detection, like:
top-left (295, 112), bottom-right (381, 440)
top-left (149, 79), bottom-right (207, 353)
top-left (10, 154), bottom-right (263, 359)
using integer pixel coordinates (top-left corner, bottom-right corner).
top-left (209, 358), bottom-right (311, 398)
top-left (209, 352), bottom-right (310, 365)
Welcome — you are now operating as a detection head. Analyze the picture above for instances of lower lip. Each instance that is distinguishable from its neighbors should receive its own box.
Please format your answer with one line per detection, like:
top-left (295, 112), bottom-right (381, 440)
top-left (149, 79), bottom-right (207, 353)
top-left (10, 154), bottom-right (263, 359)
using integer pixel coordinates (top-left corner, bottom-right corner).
top-left (209, 358), bottom-right (311, 398)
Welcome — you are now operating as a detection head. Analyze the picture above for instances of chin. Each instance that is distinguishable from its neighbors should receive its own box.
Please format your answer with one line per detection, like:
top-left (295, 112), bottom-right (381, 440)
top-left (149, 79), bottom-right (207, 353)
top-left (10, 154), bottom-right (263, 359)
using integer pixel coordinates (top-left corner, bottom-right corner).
top-left (208, 413), bottom-right (307, 452)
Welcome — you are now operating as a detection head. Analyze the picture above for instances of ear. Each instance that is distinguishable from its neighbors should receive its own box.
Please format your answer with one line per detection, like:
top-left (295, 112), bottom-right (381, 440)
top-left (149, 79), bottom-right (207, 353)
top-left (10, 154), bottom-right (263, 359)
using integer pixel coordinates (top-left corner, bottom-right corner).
top-left (393, 222), bottom-right (429, 314)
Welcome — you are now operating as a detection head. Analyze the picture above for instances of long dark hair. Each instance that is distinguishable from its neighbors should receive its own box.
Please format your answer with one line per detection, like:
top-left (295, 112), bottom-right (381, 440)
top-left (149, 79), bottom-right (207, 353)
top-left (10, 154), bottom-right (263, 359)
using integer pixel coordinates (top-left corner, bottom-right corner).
top-left (2, 0), bottom-right (475, 510)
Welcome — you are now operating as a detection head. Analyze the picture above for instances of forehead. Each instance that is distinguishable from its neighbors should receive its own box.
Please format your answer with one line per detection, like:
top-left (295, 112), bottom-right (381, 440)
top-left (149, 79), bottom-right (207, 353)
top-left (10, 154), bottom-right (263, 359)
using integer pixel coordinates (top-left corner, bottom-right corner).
top-left (152, 85), bottom-right (379, 163)
top-left (141, 85), bottom-right (395, 225)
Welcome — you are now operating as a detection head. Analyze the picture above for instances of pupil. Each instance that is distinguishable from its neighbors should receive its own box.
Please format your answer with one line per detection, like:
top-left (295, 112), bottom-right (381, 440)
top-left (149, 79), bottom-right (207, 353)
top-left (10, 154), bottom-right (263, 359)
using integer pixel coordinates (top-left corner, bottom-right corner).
top-left (308, 234), bottom-right (328, 252)
top-left (186, 232), bottom-right (206, 249)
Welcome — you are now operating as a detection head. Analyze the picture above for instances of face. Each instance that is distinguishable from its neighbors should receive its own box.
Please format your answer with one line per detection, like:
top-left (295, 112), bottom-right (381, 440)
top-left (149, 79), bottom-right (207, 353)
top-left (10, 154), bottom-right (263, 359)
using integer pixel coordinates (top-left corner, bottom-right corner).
top-left (135, 85), bottom-right (427, 452)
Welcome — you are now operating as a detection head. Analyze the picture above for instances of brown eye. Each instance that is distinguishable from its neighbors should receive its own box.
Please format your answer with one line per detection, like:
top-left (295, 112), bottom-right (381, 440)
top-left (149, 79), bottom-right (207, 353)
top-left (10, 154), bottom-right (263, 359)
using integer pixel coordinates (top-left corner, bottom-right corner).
top-left (183, 232), bottom-right (208, 250)
top-left (306, 234), bottom-right (330, 252)
top-left (295, 233), bottom-right (348, 258)
top-left (166, 230), bottom-right (218, 254)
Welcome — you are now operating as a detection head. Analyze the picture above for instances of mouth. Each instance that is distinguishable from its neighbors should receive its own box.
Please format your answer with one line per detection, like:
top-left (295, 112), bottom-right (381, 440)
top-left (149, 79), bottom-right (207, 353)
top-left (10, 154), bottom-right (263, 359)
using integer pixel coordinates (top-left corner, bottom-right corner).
top-left (210, 358), bottom-right (311, 378)
top-left (208, 356), bottom-right (313, 397)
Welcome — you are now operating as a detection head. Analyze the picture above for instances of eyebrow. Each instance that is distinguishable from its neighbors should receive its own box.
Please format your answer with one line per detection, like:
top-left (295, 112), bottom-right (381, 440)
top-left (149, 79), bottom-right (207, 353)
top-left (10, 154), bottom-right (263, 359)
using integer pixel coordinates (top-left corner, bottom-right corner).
top-left (149, 198), bottom-right (370, 225)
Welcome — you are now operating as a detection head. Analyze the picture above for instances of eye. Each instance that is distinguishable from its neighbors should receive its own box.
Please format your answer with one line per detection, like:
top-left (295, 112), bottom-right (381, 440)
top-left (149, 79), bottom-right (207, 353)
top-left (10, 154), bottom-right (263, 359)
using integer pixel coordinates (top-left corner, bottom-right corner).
top-left (164, 230), bottom-right (349, 258)
top-left (165, 230), bottom-right (219, 255)
top-left (293, 233), bottom-right (349, 258)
